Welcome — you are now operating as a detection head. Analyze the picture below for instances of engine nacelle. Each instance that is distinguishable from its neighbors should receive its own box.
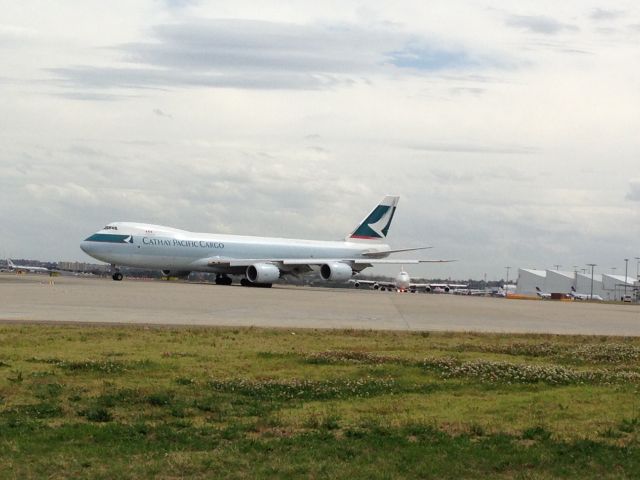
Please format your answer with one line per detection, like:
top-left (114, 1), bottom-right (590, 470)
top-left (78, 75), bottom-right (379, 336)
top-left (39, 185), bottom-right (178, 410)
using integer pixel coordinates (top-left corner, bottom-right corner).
top-left (320, 262), bottom-right (353, 282)
top-left (161, 270), bottom-right (191, 279)
top-left (246, 263), bottom-right (280, 283)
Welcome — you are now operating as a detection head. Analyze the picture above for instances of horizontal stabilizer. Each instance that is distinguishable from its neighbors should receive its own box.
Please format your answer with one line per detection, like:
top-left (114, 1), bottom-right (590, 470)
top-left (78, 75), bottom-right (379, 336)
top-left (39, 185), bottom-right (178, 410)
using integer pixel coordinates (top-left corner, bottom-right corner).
top-left (361, 246), bottom-right (432, 257)
top-left (418, 260), bottom-right (457, 263)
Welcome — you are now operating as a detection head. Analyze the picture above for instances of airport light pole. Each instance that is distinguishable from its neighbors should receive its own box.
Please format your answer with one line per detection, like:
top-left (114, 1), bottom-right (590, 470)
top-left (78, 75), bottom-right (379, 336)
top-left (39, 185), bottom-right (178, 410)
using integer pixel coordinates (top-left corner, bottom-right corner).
top-left (624, 258), bottom-right (629, 298)
top-left (505, 266), bottom-right (511, 286)
top-left (553, 264), bottom-right (561, 271)
top-left (635, 257), bottom-right (640, 281)
top-left (587, 264), bottom-right (597, 300)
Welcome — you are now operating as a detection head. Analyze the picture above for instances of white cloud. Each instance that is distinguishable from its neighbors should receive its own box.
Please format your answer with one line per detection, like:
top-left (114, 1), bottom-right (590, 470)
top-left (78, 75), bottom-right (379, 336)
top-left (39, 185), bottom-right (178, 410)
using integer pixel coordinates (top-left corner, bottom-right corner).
top-left (49, 18), bottom-right (510, 93)
top-left (627, 179), bottom-right (640, 202)
top-left (505, 15), bottom-right (579, 35)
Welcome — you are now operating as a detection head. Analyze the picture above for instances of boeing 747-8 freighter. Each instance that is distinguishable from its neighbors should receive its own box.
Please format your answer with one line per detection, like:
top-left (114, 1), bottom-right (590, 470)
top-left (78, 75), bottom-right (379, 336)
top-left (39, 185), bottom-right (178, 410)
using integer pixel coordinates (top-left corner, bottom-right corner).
top-left (80, 196), bottom-right (445, 287)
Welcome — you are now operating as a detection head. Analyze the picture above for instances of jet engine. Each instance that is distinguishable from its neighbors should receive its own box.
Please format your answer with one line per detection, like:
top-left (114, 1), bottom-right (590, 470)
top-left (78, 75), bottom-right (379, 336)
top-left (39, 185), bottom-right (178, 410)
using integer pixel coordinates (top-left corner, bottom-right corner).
top-left (161, 270), bottom-right (191, 279)
top-left (320, 262), bottom-right (353, 282)
top-left (246, 263), bottom-right (280, 283)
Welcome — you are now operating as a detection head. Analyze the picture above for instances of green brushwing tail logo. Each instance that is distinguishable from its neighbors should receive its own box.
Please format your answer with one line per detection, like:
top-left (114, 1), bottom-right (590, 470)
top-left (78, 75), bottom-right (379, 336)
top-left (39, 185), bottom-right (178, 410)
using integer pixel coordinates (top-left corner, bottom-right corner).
top-left (350, 205), bottom-right (396, 239)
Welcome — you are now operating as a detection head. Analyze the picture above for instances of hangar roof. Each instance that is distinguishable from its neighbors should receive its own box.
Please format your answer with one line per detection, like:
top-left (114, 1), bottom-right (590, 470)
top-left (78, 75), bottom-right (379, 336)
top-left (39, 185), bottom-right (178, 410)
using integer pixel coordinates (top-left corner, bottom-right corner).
top-left (546, 270), bottom-right (574, 279)
top-left (519, 269), bottom-right (546, 278)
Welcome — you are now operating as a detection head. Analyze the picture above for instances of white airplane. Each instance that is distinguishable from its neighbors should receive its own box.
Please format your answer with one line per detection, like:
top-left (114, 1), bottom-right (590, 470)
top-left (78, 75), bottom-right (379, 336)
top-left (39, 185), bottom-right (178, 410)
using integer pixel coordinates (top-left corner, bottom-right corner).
top-left (6, 259), bottom-right (52, 273)
top-left (468, 289), bottom-right (489, 296)
top-left (569, 286), bottom-right (603, 301)
top-left (80, 196), bottom-right (443, 287)
top-left (429, 282), bottom-right (468, 294)
top-left (350, 269), bottom-right (460, 293)
top-left (535, 287), bottom-right (551, 299)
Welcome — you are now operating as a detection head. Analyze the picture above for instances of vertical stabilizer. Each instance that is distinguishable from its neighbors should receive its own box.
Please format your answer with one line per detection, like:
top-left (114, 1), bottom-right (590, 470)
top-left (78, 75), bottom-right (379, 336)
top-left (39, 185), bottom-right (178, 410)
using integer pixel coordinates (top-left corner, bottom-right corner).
top-left (347, 195), bottom-right (399, 241)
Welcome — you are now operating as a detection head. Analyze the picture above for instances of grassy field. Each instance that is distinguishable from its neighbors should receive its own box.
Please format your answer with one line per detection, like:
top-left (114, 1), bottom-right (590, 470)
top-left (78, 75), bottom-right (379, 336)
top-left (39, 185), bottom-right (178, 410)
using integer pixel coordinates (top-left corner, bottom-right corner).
top-left (1, 324), bottom-right (640, 479)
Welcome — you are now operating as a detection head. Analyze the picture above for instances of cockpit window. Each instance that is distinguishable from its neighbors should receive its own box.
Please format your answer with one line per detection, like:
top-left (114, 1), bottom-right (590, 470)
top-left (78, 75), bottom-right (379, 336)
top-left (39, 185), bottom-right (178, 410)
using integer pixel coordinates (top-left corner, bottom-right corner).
top-left (104, 225), bottom-right (118, 230)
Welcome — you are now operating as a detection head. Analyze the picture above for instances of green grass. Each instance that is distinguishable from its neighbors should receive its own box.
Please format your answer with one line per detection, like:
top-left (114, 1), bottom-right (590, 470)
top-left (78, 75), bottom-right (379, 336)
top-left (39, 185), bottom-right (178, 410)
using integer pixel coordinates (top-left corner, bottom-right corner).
top-left (1, 325), bottom-right (640, 478)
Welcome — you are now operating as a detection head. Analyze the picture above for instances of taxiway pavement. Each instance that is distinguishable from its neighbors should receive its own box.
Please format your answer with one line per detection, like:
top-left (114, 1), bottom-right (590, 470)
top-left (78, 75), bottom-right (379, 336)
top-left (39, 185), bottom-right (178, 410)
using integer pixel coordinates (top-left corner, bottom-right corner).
top-left (1, 273), bottom-right (639, 335)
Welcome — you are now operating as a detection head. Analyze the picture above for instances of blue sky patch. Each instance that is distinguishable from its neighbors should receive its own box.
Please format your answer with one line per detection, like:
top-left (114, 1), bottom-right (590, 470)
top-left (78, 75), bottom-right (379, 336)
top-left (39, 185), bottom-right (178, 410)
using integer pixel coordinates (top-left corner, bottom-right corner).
top-left (388, 45), bottom-right (477, 71)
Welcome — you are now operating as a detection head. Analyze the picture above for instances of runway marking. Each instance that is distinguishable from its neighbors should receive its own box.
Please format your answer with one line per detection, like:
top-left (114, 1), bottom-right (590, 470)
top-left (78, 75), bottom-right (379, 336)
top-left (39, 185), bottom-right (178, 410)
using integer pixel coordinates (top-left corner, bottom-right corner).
top-left (388, 295), bottom-right (412, 330)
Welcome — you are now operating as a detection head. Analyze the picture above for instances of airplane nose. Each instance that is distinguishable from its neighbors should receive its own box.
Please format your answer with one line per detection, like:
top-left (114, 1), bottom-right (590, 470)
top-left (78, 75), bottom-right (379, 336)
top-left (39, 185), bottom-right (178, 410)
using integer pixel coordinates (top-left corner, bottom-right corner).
top-left (80, 239), bottom-right (92, 255)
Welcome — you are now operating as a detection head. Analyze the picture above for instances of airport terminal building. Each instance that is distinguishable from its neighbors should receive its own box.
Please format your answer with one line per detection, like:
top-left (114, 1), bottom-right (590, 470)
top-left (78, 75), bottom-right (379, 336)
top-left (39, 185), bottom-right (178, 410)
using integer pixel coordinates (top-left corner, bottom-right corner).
top-left (516, 268), bottom-right (638, 300)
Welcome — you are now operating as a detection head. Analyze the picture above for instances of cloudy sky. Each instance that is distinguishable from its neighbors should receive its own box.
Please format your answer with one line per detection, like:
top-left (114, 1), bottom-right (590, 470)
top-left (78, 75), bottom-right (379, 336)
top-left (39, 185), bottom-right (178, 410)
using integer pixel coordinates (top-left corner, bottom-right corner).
top-left (1, 0), bottom-right (639, 280)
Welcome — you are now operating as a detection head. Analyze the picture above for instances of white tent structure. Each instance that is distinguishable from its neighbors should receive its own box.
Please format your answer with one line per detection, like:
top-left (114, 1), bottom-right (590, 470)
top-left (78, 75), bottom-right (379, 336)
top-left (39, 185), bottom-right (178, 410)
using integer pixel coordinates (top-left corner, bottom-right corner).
top-left (543, 270), bottom-right (575, 294)
top-left (516, 269), bottom-right (546, 296)
top-left (575, 273), bottom-right (606, 299)
top-left (602, 274), bottom-right (637, 301)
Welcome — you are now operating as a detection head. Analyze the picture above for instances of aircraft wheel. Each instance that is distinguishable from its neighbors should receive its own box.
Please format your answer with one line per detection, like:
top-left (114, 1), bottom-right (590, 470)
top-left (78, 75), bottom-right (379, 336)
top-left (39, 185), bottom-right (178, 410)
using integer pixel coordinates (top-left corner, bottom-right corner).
top-left (240, 278), bottom-right (272, 288)
top-left (112, 272), bottom-right (123, 281)
top-left (215, 275), bottom-right (232, 286)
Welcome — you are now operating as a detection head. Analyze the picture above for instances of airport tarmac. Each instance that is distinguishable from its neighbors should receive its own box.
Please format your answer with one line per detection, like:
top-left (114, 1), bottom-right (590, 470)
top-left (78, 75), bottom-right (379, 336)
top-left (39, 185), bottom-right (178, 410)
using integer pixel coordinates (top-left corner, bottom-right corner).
top-left (1, 273), bottom-right (639, 336)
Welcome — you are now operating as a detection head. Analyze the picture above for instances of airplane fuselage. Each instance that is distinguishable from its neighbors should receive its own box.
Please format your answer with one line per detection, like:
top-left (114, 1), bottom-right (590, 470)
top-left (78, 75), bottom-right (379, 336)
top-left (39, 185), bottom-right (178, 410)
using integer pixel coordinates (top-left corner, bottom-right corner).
top-left (81, 222), bottom-right (391, 274)
top-left (395, 271), bottom-right (411, 290)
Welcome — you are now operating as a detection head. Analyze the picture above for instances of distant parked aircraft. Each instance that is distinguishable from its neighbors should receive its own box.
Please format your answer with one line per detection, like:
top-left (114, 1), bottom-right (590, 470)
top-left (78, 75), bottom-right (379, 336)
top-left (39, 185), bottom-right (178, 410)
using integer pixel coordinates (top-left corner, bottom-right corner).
top-left (6, 259), bottom-right (51, 273)
top-left (569, 286), bottom-right (603, 301)
top-left (350, 268), bottom-right (461, 293)
top-left (536, 286), bottom-right (603, 301)
top-left (535, 286), bottom-right (551, 299)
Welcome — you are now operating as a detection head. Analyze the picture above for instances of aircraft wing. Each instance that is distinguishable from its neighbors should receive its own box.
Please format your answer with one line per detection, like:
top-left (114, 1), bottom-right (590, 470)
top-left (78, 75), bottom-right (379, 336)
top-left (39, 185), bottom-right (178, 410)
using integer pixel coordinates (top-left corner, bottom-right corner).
top-left (350, 279), bottom-right (376, 285)
top-left (203, 258), bottom-right (453, 267)
top-left (408, 282), bottom-right (429, 289)
top-left (349, 279), bottom-right (396, 289)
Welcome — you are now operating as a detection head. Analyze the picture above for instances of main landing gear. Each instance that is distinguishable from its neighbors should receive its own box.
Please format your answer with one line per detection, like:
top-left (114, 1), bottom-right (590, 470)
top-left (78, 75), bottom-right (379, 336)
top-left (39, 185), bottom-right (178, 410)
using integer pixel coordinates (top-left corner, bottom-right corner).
top-left (215, 274), bottom-right (233, 286)
top-left (240, 278), bottom-right (272, 288)
top-left (111, 265), bottom-right (123, 281)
